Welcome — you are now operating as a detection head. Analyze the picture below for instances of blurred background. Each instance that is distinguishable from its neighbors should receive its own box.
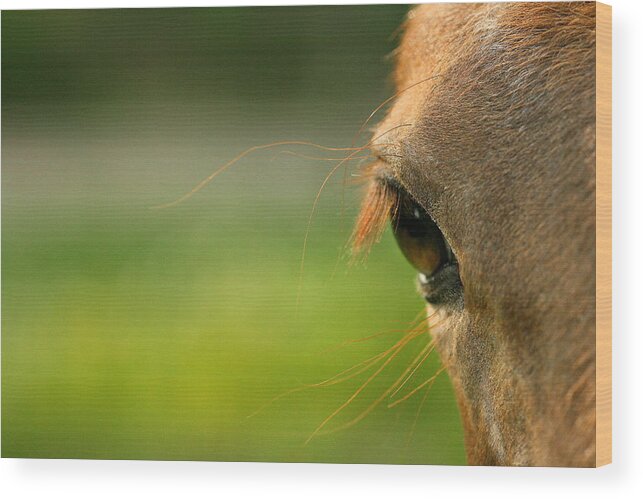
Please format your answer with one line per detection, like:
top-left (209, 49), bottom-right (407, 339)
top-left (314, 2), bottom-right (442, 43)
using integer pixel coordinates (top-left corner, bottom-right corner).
top-left (2, 6), bottom-right (465, 464)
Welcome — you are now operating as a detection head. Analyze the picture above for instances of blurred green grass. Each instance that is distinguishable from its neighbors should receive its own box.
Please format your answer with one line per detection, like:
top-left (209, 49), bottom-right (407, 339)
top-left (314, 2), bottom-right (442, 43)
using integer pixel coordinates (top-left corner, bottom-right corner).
top-left (2, 6), bottom-right (465, 464)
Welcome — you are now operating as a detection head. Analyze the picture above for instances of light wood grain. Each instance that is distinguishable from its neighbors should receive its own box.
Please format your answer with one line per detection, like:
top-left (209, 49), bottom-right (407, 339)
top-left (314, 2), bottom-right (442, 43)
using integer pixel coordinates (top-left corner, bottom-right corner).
top-left (596, 1), bottom-right (612, 468)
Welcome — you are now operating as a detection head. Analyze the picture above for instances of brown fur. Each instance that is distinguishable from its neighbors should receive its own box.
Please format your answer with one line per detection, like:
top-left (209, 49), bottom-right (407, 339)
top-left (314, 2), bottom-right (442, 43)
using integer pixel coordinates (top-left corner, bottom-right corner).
top-left (362, 2), bottom-right (596, 466)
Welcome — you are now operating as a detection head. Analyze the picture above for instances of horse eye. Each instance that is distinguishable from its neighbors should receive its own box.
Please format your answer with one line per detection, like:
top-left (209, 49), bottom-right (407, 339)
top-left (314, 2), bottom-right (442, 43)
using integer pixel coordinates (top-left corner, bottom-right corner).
top-left (391, 190), bottom-right (453, 278)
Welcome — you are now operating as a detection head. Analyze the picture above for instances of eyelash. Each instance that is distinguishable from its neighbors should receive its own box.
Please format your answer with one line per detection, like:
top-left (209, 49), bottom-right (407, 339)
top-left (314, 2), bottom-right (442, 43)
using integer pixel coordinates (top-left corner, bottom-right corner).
top-left (352, 176), bottom-right (399, 257)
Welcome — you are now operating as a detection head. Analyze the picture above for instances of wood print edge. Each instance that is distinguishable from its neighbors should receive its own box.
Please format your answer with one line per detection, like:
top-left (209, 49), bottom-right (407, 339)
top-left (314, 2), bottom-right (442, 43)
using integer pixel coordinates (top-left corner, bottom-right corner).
top-left (595, 0), bottom-right (612, 468)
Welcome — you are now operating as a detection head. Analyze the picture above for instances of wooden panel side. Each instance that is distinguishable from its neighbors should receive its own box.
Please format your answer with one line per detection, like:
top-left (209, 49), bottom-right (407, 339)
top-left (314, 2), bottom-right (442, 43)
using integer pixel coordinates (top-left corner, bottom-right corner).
top-left (595, 1), bottom-right (612, 468)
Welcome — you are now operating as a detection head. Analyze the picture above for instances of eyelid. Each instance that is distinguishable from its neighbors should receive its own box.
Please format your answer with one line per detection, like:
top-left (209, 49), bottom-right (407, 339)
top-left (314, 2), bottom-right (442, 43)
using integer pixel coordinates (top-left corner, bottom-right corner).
top-left (378, 175), bottom-right (421, 215)
top-left (378, 174), bottom-right (405, 194)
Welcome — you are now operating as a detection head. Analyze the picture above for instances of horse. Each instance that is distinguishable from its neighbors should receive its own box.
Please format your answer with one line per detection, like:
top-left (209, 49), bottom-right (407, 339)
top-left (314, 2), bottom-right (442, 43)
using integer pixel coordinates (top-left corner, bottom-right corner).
top-left (353, 2), bottom-right (598, 466)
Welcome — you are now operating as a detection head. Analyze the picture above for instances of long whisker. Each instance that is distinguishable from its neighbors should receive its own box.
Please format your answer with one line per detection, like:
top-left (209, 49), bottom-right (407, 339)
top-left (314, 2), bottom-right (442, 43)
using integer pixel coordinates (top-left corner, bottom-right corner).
top-left (247, 321), bottom-right (426, 419)
top-left (274, 150), bottom-right (373, 162)
top-left (319, 328), bottom-right (413, 355)
top-left (296, 124), bottom-right (413, 308)
top-left (389, 341), bottom-right (436, 398)
top-left (246, 352), bottom-right (387, 420)
top-left (320, 310), bottom-right (431, 355)
top-left (350, 74), bottom-right (443, 145)
top-left (314, 336), bottom-right (434, 438)
top-left (317, 311), bottom-right (430, 380)
top-left (152, 141), bottom-right (367, 209)
top-left (387, 366), bottom-right (446, 409)
top-left (311, 327), bottom-right (427, 389)
top-left (405, 379), bottom-right (433, 449)
top-left (305, 327), bottom-right (423, 444)
top-left (329, 158), bottom-right (353, 281)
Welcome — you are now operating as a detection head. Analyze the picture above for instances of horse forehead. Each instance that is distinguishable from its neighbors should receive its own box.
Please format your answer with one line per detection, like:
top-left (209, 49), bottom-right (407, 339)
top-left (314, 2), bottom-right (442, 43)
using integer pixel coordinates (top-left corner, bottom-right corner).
top-left (379, 4), bottom-right (491, 155)
top-left (395, 3), bottom-right (487, 89)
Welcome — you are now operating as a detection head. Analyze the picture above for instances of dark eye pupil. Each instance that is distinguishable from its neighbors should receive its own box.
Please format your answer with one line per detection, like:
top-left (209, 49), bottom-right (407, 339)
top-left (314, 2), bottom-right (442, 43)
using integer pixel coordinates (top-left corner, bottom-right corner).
top-left (391, 191), bottom-right (449, 277)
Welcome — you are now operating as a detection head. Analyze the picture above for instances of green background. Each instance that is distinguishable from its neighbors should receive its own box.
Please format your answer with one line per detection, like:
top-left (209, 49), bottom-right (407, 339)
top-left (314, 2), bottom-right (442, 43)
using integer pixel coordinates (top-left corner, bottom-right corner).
top-left (2, 6), bottom-right (465, 464)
